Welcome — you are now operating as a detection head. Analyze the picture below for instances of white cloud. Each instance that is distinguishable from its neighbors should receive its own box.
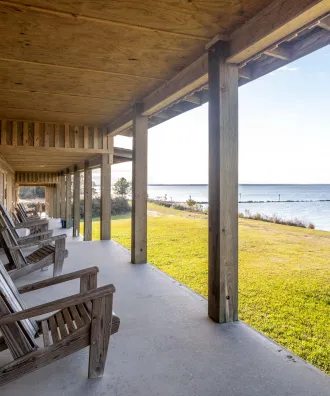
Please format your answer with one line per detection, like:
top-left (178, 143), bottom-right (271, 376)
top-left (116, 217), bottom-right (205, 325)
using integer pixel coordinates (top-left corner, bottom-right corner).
top-left (277, 65), bottom-right (299, 72)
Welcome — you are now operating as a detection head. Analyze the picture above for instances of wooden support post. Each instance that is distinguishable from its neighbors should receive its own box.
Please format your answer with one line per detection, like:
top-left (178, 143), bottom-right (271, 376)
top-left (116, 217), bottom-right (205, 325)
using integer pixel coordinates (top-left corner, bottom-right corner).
top-left (52, 186), bottom-right (57, 218)
top-left (100, 140), bottom-right (113, 240)
top-left (56, 183), bottom-right (60, 219)
top-left (131, 103), bottom-right (148, 264)
top-left (65, 170), bottom-right (72, 228)
top-left (45, 187), bottom-right (49, 216)
top-left (73, 165), bottom-right (80, 237)
top-left (48, 186), bottom-right (53, 218)
top-left (208, 42), bottom-right (239, 324)
top-left (60, 172), bottom-right (66, 220)
top-left (84, 162), bottom-right (92, 241)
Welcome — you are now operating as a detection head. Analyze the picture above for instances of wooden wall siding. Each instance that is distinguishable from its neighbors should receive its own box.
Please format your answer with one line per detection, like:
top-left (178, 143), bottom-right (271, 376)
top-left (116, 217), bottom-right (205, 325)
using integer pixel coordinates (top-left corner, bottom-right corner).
top-left (15, 172), bottom-right (59, 184)
top-left (0, 120), bottom-right (109, 151)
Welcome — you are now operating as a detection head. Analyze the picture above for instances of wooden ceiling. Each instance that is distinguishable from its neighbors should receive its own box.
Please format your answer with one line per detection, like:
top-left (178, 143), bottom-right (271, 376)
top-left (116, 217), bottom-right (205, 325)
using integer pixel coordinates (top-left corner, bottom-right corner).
top-left (0, 0), bottom-right (274, 126)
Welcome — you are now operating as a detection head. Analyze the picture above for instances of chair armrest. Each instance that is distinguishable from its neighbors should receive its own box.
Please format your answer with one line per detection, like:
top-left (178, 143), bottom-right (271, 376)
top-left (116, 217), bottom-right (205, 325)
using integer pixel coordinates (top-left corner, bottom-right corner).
top-left (0, 284), bottom-right (115, 325)
top-left (17, 230), bottom-right (53, 242)
top-left (14, 219), bottom-right (48, 229)
top-left (18, 266), bottom-right (99, 293)
top-left (10, 234), bottom-right (67, 250)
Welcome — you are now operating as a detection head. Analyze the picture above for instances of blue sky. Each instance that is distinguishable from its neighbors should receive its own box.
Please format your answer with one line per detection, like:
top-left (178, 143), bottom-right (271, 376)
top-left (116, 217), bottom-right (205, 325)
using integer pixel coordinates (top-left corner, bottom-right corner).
top-left (96, 45), bottom-right (330, 185)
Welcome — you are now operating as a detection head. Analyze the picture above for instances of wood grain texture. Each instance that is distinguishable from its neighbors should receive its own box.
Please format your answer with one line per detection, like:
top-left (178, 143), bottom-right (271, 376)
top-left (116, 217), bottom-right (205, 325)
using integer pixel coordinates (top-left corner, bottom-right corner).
top-left (72, 167), bottom-right (80, 237)
top-left (65, 172), bottom-right (72, 229)
top-left (88, 294), bottom-right (113, 378)
top-left (60, 173), bottom-right (66, 220)
top-left (1, 0), bottom-right (261, 39)
top-left (84, 164), bottom-right (92, 241)
top-left (100, 153), bottom-right (111, 240)
top-left (131, 104), bottom-right (148, 264)
top-left (208, 42), bottom-right (238, 324)
top-left (228, 0), bottom-right (330, 63)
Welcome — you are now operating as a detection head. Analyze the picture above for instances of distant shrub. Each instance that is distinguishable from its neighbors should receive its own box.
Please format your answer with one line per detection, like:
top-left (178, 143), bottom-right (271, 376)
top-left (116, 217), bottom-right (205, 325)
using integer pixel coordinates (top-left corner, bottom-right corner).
top-left (80, 196), bottom-right (131, 219)
top-left (186, 195), bottom-right (197, 207)
top-left (148, 198), bottom-right (206, 214)
top-left (238, 209), bottom-right (315, 229)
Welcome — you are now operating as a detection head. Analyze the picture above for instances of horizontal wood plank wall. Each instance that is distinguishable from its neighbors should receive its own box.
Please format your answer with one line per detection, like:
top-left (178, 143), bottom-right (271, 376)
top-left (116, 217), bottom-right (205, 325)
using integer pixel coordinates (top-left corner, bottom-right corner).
top-left (15, 172), bottom-right (59, 184)
top-left (0, 120), bottom-right (108, 150)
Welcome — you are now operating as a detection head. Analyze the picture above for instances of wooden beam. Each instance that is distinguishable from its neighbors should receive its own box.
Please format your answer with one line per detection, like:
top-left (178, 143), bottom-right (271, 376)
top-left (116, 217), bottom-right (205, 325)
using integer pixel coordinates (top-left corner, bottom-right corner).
top-left (23, 122), bottom-right (28, 146)
top-left (60, 172), bottom-right (66, 220)
top-left (54, 124), bottom-right (60, 148)
top-left (1, 120), bottom-right (6, 146)
top-left (143, 54), bottom-right (208, 116)
top-left (264, 45), bottom-right (292, 60)
top-left (131, 104), bottom-right (148, 264)
top-left (183, 93), bottom-right (201, 105)
top-left (73, 165), bottom-right (80, 237)
top-left (34, 122), bottom-right (39, 147)
top-left (208, 42), bottom-right (238, 324)
top-left (238, 66), bottom-right (252, 80)
top-left (228, 0), bottom-right (330, 63)
top-left (64, 124), bottom-right (70, 148)
top-left (84, 162), bottom-right (92, 241)
top-left (318, 14), bottom-right (330, 30)
top-left (100, 152), bottom-right (112, 240)
top-left (65, 170), bottom-right (72, 228)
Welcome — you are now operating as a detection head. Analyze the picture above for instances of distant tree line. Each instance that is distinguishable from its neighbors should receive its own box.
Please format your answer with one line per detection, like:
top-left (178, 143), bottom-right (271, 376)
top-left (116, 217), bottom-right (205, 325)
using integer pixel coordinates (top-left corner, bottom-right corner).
top-left (19, 186), bottom-right (45, 200)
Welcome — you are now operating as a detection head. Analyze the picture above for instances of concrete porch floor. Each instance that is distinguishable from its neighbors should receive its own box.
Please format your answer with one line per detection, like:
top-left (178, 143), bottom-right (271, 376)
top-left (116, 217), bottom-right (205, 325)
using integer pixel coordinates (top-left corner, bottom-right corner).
top-left (1, 219), bottom-right (329, 395)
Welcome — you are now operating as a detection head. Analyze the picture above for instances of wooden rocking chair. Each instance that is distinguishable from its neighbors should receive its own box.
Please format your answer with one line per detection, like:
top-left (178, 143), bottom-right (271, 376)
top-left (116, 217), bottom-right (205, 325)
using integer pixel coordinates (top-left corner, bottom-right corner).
top-left (0, 263), bottom-right (120, 387)
top-left (0, 227), bottom-right (68, 280)
top-left (0, 202), bottom-right (49, 236)
top-left (0, 210), bottom-right (52, 246)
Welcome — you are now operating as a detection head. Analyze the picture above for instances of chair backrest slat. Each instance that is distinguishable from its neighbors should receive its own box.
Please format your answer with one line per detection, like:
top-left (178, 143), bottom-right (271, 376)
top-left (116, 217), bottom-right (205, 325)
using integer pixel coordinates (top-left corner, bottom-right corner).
top-left (0, 261), bottom-right (38, 358)
top-left (0, 210), bottom-right (19, 238)
top-left (0, 201), bottom-right (16, 229)
top-left (0, 228), bottom-right (28, 269)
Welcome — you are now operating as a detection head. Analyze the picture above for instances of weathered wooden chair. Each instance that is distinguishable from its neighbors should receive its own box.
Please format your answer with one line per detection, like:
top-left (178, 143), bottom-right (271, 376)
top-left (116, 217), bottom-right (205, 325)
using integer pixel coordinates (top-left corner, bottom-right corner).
top-left (17, 203), bottom-right (40, 220)
top-left (0, 202), bottom-right (49, 235)
top-left (0, 210), bottom-right (52, 245)
top-left (0, 227), bottom-right (68, 280)
top-left (0, 263), bottom-right (120, 387)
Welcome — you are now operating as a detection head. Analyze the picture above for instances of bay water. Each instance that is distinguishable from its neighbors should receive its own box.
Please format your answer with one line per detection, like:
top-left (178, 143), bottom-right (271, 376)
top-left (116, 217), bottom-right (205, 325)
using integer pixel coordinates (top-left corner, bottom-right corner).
top-left (148, 184), bottom-right (330, 231)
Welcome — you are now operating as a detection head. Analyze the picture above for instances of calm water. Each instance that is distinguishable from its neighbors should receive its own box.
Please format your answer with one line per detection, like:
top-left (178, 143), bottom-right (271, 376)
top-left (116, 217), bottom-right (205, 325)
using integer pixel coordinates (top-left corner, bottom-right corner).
top-left (148, 184), bottom-right (330, 231)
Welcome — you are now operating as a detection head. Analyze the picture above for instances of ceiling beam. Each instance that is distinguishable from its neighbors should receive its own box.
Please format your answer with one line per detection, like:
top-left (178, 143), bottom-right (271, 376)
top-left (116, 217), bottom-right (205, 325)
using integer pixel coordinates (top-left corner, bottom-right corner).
top-left (228, 0), bottom-right (330, 63)
top-left (318, 14), bottom-right (330, 29)
top-left (264, 45), bottom-right (292, 60)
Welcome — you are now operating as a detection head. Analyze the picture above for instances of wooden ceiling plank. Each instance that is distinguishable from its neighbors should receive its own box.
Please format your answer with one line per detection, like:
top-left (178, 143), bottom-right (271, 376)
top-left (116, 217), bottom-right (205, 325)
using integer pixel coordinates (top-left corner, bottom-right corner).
top-left (0, 0), bottom-right (210, 41)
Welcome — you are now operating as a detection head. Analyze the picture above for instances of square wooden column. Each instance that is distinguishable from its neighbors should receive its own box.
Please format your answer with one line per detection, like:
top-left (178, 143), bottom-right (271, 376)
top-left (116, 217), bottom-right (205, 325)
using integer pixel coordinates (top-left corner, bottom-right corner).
top-left (60, 171), bottom-right (66, 220)
top-left (48, 186), bottom-right (53, 218)
top-left (52, 186), bottom-right (57, 218)
top-left (131, 103), bottom-right (148, 264)
top-left (100, 141), bottom-right (113, 240)
top-left (65, 170), bottom-right (72, 228)
top-left (84, 162), bottom-right (92, 241)
top-left (55, 183), bottom-right (60, 219)
top-left (73, 165), bottom-right (80, 237)
top-left (208, 42), bottom-right (239, 323)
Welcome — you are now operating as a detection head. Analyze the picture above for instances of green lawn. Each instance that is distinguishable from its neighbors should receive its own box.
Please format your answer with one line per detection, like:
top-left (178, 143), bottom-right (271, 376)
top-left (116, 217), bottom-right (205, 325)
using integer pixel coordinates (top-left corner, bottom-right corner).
top-left (83, 203), bottom-right (330, 374)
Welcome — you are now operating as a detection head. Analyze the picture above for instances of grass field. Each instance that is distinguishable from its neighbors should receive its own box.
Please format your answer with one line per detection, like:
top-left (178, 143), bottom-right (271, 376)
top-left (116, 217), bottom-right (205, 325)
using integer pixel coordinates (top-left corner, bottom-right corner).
top-left (83, 203), bottom-right (330, 374)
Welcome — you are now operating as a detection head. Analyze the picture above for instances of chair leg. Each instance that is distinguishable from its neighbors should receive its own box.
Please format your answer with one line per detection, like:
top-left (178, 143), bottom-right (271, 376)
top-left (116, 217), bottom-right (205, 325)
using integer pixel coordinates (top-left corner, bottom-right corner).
top-left (53, 238), bottom-right (66, 277)
top-left (88, 294), bottom-right (113, 378)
